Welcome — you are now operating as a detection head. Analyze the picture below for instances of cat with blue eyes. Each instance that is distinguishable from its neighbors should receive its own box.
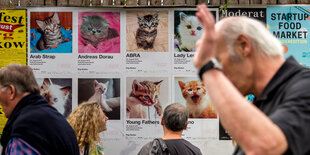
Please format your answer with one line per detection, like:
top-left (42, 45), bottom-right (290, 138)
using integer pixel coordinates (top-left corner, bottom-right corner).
top-left (176, 12), bottom-right (203, 52)
top-left (40, 78), bottom-right (71, 117)
top-left (36, 12), bottom-right (63, 51)
top-left (80, 15), bottom-right (119, 48)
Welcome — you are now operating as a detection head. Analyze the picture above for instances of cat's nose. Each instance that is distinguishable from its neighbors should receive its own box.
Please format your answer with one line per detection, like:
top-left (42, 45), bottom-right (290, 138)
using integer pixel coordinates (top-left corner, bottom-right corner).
top-left (191, 30), bottom-right (195, 36)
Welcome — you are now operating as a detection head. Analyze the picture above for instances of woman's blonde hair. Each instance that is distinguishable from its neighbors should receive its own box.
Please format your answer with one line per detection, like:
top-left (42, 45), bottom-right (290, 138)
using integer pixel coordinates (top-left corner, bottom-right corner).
top-left (67, 101), bottom-right (104, 151)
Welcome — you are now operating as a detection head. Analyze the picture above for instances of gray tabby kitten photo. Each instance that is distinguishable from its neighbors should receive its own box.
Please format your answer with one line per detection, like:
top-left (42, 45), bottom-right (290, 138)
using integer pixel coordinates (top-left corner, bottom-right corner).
top-left (36, 12), bottom-right (63, 51)
top-left (135, 13), bottom-right (159, 50)
top-left (80, 15), bottom-right (119, 48)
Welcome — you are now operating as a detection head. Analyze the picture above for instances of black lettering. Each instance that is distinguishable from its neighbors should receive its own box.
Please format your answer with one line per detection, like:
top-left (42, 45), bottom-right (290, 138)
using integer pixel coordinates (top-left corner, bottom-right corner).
top-left (4, 42), bottom-right (11, 48)
top-left (271, 13), bottom-right (276, 20)
top-left (4, 15), bottom-right (10, 22)
top-left (11, 16), bottom-right (17, 23)
top-left (13, 42), bottom-right (25, 48)
top-left (18, 16), bottom-right (24, 24)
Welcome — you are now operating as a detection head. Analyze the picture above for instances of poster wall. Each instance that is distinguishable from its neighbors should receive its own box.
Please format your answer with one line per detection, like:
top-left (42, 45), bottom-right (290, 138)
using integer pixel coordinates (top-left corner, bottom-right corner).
top-left (2, 5), bottom-right (309, 155)
top-left (0, 7), bottom-right (244, 154)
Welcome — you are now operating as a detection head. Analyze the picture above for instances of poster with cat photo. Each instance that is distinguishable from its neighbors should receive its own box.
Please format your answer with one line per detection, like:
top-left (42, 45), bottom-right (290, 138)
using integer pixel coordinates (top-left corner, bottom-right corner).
top-left (174, 76), bottom-right (218, 140)
top-left (125, 76), bottom-right (169, 139)
top-left (36, 78), bottom-right (72, 117)
top-left (78, 78), bottom-right (122, 139)
top-left (78, 12), bottom-right (120, 53)
top-left (174, 10), bottom-right (203, 52)
top-left (30, 12), bottom-right (72, 53)
top-left (76, 10), bottom-right (123, 75)
top-left (125, 10), bottom-right (171, 74)
top-left (126, 11), bottom-right (168, 52)
top-left (28, 10), bottom-right (74, 75)
top-left (173, 8), bottom-right (218, 74)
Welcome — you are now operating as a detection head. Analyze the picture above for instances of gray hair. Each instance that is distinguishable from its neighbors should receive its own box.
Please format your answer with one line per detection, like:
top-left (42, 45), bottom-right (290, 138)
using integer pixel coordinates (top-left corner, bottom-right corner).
top-left (0, 63), bottom-right (40, 94)
top-left (163, 103), bottom-right (188, 132)
top-left (216, 16), bottom-right (283, 60)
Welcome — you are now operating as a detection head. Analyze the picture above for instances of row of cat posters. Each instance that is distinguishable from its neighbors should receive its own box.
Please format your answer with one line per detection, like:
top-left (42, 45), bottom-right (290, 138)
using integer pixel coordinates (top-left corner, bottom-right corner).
top-left (0, 5), bottom-right (309, 154)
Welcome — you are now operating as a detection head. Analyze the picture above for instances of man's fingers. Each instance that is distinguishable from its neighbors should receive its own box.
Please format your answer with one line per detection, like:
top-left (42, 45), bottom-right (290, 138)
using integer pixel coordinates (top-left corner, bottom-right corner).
top-left (196, 4), bottom-right (215, 30)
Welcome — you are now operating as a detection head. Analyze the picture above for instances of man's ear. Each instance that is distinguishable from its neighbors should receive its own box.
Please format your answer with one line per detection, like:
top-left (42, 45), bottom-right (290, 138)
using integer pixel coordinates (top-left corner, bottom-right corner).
top-left (234, 34), bottom-right (252, 57)
top-left (8, 84), bottom-right (16, 100)
top-left (184, 120), bottom-right (189, 130)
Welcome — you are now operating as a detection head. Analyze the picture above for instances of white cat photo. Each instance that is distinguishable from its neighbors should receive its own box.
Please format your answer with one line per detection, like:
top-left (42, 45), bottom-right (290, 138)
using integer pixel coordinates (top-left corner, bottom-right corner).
top-left (175, 11), bottom-right (204, 52)
top-left (37, 78), bottom-right (72, 117)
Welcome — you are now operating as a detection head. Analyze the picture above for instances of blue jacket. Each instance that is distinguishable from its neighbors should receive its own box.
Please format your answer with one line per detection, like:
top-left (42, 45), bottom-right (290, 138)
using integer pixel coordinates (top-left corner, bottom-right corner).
top-left (1, 93), bottom-right (79, 155)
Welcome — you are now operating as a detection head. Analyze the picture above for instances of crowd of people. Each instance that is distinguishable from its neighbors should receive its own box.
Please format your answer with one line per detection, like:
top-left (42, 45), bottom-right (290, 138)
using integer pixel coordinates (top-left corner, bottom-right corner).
top-left (0, 4), bottom-right (309, 155)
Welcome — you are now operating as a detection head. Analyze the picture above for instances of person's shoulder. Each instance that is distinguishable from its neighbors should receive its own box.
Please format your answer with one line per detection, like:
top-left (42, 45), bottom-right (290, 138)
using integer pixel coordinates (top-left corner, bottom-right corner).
top-left (19, 104), bottom-right (62, 121)
top-left (137, 141), bottom-right (153, 155)
top-left (181, 139), bottom-right (202, 154)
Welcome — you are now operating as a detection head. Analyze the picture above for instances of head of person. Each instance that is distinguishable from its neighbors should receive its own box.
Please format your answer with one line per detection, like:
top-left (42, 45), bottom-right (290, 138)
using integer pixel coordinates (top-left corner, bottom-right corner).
top-left (161, 103), bottom-right (188, 132)
top-left (67, 101), bottom-right (108, 150)
top-left (214, 16), bottom-right (284, 95)
top-left (0, 63), bottom-right (40, 117)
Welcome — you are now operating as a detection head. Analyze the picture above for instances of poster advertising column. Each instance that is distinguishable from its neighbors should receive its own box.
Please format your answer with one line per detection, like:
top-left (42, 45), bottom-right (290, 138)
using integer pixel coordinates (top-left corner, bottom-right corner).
top-left (28, 8), bottom-right (75, 74)
top-left (267, 6), bottom-right (310, 67)
top-left (173, 8), bottom-right (218, 74)
top-left (0, 9), bottom-right (27, 67)
top-left (125, 10), bottom-right (171, 74)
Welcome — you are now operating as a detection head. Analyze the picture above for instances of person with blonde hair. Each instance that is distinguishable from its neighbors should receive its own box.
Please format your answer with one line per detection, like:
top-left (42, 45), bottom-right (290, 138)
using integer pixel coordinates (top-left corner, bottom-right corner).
top-left (67, 101), bottom-right (109, 155)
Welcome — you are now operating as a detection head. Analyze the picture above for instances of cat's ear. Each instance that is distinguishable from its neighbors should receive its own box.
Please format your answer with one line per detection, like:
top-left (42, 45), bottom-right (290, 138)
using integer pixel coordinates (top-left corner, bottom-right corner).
top-left (154, 12), bottom-right (159, 19)
top-left (178, 81), bottom-right (185, 89)
top-left (137, 15), bottom-right (142, 22)
top-left (154, 80), bottom-right (163, 86)
top-left (52, 12), bottom-right (60, 24)
top-left (82, 17), bottom-right (88, 22)
top-left (43, 78), bottom-right (51, 86)
top-left (102, 20), bottom-right (110, 27)
top-left (94, 80), bottom-right (99, 87)
top-left (36, 20), bottom-right (45, 30)
top-left (61, 86), bottom-right (71, 96)
top-left (180, 12), bottom-right (187, 21)
top-left (41, 78), bottom-right (51, 90)
top-left (132, 80), bottom-right (142, 92)
top-left (105, 81), bottom-right (110, 87)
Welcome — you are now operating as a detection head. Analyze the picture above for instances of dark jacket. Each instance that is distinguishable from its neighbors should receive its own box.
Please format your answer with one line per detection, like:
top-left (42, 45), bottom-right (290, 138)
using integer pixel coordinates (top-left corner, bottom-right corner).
top-left (1, 93), bottom-right (79, 155)
top-left (138, 138), bottom-right (169, 155)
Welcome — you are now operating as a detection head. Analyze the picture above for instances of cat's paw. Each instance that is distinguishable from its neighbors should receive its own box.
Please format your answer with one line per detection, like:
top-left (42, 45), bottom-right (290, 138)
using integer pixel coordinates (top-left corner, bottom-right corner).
top-left (154, 104), bottom-right (162, 116)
